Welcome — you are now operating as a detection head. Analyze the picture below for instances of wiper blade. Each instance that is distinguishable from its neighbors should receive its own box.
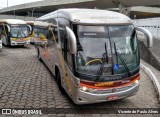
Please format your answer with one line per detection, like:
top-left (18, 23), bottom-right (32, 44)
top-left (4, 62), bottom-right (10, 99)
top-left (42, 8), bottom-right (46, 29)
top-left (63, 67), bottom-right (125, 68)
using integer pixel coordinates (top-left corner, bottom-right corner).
top-left (21, 29), bottom-right (27, 37)
top-left (114, 42), bottom-right (131, 77)
top-left (96, 42), bottom-right (108, 81)
top-left (16, 29), bottom-right (21, 38)
top-left (16, 28), bottom-right (27, 38)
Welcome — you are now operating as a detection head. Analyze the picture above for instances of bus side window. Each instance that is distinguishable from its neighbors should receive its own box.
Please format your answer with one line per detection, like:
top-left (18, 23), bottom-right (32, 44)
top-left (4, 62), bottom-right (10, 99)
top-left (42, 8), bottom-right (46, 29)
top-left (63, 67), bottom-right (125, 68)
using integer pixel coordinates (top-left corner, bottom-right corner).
top-left (47, 27), bottom-right (58, 46)
top-left (46, 18), bottom-right (59, 44)
top-left (58, 18), bottom-right (73, 68)
top-left (1, 26), bottom-right (6, 36)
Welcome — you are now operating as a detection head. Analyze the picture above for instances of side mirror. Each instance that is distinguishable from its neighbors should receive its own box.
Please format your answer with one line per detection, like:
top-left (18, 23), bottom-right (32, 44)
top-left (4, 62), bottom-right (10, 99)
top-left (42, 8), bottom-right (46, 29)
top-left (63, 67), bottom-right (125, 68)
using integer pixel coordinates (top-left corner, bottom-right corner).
top-left (66, 26), bottom-right (77, 54)
top-left (6, 25), bottom-right (10, 32)
top-left (27, 25), bottom-right (32, 35)
top-left (135, 27), bottom-right (153, 48)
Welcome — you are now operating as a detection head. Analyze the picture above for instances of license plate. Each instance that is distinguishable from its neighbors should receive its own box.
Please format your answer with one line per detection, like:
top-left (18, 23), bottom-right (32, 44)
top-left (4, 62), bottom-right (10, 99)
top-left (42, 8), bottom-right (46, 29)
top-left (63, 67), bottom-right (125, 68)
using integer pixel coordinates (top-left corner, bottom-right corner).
top-left (17, 39), bottom-right (23, 42)
top-left (107, 95), bottom-right (118, 101)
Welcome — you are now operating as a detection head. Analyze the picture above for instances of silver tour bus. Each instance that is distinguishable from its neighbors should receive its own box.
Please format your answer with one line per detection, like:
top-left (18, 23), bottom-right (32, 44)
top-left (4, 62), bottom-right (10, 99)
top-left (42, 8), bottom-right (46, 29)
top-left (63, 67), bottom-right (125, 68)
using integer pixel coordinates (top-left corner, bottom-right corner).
top-left (36, 9), bottom-right (153, 104)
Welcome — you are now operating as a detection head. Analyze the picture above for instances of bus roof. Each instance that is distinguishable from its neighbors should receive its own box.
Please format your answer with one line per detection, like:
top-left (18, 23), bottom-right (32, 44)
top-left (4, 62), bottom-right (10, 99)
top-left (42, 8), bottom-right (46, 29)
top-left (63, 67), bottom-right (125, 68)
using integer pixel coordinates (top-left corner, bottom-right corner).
top-left (0, 19), bottom-right (27, 24)
top-left (26, 21), bottom-right (54, 27)
top-left (34, 21), bottom-right (53, 27)
top-left (37, 8), bottom-right (132, 24)
top-left (26, 21), bottom-right (34, 25)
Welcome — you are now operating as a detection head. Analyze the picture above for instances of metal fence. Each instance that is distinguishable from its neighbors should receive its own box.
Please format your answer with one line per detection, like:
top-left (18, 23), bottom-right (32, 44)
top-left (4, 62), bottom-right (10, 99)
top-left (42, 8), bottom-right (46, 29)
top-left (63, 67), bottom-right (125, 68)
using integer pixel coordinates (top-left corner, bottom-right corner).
top-left (133, 17), bottom-right (160, 40)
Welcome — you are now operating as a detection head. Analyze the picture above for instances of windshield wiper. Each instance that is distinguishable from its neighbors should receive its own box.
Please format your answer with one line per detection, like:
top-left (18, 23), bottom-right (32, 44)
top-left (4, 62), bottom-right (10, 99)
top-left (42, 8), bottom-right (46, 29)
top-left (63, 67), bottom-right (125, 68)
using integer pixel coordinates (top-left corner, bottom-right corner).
top-left (16, 29), bottom-right (21, 38)
top-left (96, 42), bottom-right (108, 81)
top-left (113, 42), bottom-right (131, 77)
top-left (21, 30), bottom-right (27, 37)
top-left (16, 28), bottom-right (27, 38)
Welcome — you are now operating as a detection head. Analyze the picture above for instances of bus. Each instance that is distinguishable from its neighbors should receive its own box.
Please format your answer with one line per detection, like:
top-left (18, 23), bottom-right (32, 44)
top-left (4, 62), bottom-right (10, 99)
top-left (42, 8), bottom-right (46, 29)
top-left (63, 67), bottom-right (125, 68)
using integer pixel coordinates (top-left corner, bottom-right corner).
top-left (0, 19), bottom-right (31, 46)
top-left (36, 9), bottom-right (153, 104)
top-left (26, 21), bottom-right (50, 44)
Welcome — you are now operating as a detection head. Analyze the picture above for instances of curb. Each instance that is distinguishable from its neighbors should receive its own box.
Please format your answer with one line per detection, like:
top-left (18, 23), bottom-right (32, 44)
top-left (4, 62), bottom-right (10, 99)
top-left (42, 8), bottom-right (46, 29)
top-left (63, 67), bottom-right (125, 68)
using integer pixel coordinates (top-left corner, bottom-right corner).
top-left (140, 63), bottom-right (160, 102)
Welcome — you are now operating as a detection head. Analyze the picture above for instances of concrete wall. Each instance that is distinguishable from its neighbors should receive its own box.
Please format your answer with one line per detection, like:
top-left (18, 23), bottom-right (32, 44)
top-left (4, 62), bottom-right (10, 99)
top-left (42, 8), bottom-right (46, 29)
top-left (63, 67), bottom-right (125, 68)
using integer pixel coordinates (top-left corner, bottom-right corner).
top-left (0, 15), bottom-right (36, 21)
top-left (139, 39), bottom-right (160, 71)
top-left (134, 18), bottom-right (160, 70)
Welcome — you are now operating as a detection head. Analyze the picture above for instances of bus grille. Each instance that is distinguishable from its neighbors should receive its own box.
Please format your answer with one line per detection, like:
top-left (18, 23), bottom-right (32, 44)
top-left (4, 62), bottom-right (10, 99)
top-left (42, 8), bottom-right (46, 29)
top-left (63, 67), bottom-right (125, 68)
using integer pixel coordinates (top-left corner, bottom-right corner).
top-left (91, 83), bottom-right (136, 94)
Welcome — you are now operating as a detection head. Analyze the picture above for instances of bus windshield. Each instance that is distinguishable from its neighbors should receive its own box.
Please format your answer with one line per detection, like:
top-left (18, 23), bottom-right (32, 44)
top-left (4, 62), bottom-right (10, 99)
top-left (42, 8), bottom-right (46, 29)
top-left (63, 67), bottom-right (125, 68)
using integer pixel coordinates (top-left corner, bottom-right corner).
top-left (34, 27), bottom-right (48, 39)
top-left (10, 25), bottom-right (29, 38)
top-left (76, 25), bottom-right (139, 77)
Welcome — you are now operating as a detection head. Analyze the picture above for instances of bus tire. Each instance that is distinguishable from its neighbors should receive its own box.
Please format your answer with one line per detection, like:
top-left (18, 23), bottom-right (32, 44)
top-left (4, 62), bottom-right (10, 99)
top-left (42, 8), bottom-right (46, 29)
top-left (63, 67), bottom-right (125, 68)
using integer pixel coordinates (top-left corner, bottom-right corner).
top-left (56, 71), bottom-right (66, 94)
top-left (37, 48), bottom-right (42, 62)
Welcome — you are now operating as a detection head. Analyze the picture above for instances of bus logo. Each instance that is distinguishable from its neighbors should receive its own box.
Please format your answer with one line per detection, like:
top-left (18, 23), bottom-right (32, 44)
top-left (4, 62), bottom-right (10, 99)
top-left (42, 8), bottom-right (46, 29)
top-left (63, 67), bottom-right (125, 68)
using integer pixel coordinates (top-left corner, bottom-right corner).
top-left (95, 82), bottom-right (113, 87)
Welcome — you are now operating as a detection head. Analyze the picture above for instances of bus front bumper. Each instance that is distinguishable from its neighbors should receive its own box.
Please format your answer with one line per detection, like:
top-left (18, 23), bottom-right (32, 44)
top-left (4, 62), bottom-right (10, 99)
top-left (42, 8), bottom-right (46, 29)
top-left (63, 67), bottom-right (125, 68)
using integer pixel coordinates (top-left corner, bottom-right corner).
top-left (11, 40), bottom-right (30, 46)
top-left (74, 82), bottom-right (139, 104)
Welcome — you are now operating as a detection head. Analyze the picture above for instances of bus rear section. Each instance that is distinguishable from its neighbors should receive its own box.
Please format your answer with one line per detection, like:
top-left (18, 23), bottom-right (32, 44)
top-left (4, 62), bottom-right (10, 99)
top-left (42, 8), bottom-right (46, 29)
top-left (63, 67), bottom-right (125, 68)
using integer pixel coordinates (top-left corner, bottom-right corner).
top-left (0, 19), bottom-right (31, 46)
top-left (36, 9), bottom-right (153, 104)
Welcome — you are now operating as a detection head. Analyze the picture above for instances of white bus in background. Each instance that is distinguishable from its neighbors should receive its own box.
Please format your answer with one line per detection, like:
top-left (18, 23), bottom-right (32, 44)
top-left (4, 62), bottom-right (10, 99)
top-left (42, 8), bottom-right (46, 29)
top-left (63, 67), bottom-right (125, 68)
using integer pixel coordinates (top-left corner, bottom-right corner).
top-left (36, 9), bottom-right (153, 104)
top-left (0, 19), bottom-right (31, 46)
top-left (26, 21), bottom-right (50, 44)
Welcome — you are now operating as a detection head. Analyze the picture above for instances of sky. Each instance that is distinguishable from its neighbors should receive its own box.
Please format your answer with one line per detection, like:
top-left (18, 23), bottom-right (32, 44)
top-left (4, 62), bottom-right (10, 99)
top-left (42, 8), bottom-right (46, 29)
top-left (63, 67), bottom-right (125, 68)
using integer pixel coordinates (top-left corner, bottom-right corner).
top-left (0, 0), bottom-right (43, 9)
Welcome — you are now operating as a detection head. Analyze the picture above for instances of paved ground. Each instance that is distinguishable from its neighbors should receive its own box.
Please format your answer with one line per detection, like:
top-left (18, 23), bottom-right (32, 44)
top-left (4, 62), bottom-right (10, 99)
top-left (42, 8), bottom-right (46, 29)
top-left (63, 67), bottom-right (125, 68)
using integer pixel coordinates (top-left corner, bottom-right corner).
top-left (0, 45), bottom-right (160, 117)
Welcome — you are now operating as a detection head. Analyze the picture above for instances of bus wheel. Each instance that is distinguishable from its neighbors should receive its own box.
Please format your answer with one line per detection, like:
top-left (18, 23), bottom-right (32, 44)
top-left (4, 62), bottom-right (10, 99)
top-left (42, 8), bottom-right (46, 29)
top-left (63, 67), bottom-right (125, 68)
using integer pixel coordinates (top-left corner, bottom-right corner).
top-left (56, 71), bottom-right (66, 94)
top-left (37, 48), bottom-right (42, 62)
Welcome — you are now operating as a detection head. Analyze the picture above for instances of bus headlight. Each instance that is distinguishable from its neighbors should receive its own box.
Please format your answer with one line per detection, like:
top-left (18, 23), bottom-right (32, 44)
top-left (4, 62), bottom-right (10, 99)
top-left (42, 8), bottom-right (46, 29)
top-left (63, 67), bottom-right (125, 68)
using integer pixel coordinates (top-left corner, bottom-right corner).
top-left (78, 85), bottom-right (94, 92)
top-left (79, 85), bottom-right (88, 92)
top-left (134, 79), bottom-right (139, 84)
top-left (82, 86), bottom-right (87, 91)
